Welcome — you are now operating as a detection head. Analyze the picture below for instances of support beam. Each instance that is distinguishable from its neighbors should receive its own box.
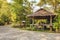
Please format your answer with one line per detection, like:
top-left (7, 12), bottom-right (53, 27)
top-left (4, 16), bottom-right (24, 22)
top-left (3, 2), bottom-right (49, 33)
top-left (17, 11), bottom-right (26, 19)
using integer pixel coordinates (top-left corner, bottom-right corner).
top-left (50, 16), bottom-right (52, 25)
top-left (31, 17), bottom-right (35, 27)
top-left (50, 16), bottom-right (53, 31)
top-left (32, 18), bottom-right (34, 25)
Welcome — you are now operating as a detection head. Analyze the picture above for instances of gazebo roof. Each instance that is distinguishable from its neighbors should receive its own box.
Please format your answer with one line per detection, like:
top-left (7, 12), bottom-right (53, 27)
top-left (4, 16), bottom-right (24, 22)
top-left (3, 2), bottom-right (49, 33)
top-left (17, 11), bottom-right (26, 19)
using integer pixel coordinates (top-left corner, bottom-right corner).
top-left (27, 8), bottom-right (57, 17)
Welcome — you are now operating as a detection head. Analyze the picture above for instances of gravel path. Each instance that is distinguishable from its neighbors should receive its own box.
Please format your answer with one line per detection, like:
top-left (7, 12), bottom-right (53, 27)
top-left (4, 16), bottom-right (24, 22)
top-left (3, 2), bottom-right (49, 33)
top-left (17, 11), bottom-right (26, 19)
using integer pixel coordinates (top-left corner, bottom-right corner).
top-left (0, 25), bottom-right (60, 40)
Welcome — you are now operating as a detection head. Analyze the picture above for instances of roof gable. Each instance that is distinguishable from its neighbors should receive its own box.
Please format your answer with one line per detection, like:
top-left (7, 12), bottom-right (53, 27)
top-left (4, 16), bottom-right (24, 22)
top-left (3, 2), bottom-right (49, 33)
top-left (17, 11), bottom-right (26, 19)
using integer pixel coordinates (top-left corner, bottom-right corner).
top-left (32, 8), bottom-right (56, 16)
top-left (27, 8), bottom-right (57, 17)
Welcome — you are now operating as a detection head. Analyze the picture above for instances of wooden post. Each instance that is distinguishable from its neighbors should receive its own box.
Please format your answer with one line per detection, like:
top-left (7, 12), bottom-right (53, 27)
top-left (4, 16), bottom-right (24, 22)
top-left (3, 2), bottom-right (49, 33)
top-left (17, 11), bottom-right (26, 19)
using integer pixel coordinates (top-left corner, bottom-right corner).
top-left (32, 18), bottom-right (34, 26)
top-left (50, 16), bottom-right (53, 31)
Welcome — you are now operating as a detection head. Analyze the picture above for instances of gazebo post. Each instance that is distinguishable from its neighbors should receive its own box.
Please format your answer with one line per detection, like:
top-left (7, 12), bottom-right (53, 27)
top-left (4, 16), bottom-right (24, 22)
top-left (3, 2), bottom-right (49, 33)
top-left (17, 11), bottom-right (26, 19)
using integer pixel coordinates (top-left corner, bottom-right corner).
top-left (30, 16), bottom-right (34, 27)
top-left (50, 15), bottom-right (53, 31)
top-left (32, 17), bottom-right (34, 26)
top-left (30, 18), bottom-right (34, 28)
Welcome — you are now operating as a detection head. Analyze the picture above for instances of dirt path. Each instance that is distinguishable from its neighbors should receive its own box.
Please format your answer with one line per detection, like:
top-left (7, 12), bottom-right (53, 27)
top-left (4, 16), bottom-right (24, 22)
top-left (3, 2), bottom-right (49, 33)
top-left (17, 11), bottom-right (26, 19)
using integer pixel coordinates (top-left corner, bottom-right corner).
top-left (0, 25), bottom-right (60, 40)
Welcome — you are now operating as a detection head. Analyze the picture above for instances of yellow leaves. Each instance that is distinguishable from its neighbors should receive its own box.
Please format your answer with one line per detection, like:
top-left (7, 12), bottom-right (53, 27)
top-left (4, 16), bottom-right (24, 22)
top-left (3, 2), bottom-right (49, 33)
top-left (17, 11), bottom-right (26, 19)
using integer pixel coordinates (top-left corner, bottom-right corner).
top-left (10, 13), bottom-right (17, 22)
top-left (57, 0), bottom-right (60, 2)
top-left (37, 0), bottom-right (45, 6)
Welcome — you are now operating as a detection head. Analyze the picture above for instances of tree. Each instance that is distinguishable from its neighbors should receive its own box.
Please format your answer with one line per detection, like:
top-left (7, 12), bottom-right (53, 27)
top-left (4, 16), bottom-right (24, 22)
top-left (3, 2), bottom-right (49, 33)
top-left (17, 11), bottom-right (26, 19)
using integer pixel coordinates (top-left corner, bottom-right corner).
top-left (37, 0), bottom-right (60, 32)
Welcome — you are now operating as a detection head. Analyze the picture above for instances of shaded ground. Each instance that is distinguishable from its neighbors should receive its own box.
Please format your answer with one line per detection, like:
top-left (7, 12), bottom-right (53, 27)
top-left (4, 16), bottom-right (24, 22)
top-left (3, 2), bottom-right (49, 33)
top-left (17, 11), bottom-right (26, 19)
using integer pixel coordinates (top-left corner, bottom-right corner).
top-left (0, 25), bottom-right (60, 40)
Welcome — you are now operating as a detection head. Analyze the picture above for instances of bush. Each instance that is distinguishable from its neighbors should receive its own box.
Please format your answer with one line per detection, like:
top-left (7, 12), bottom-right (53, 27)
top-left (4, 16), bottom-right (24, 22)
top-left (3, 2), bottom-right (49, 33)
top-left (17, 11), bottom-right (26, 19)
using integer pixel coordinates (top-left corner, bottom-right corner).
top-left (0, 20), bottom-right (5, 25)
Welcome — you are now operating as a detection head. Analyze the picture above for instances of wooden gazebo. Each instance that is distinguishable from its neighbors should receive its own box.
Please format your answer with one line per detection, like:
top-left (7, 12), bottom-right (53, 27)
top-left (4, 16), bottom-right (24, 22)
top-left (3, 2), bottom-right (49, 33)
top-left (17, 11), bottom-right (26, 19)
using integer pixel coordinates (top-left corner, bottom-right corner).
top-left (27, 8), bottom-right (57, 31)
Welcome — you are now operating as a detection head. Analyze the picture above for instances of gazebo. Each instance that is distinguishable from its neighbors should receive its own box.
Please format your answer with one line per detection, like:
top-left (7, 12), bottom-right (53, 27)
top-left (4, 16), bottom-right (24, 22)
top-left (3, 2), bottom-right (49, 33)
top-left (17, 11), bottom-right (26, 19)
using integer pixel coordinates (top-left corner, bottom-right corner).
top-left (27, 8), bottom-right (57, 31)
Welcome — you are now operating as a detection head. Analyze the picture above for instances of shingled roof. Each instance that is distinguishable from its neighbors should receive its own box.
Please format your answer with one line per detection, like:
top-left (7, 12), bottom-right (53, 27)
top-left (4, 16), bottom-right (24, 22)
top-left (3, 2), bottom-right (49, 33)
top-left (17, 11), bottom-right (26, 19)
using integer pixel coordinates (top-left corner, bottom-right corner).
top-left (27, 8), bottom-right (56, 17)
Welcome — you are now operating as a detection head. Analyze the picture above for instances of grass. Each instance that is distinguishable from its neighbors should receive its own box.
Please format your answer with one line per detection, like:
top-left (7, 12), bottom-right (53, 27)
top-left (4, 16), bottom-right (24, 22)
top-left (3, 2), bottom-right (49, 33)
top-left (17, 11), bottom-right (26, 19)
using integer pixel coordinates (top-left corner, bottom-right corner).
top-left (12, 24), bottom-right (60, 33)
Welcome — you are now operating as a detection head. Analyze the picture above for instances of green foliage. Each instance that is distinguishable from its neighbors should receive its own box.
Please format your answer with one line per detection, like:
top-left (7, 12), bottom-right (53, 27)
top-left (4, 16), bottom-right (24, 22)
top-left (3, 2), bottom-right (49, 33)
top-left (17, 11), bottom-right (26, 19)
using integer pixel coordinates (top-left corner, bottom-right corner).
top-left (0, 0), bottom-right (32, 25)
top-left (0, 0), bottom-right (60, 32)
